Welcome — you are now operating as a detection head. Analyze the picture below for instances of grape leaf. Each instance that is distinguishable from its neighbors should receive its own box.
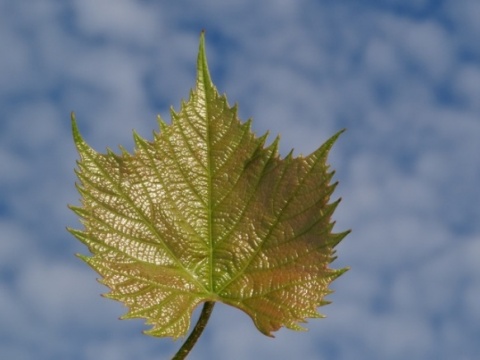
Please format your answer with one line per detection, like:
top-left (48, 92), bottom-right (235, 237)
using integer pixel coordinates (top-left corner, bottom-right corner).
top-left (69, 33), bottom-right (349, 339)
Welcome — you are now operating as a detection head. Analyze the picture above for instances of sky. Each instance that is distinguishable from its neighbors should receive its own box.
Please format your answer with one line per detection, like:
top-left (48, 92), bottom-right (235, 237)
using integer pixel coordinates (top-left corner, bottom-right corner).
top-left (1, 0), bottom-right (479, 359)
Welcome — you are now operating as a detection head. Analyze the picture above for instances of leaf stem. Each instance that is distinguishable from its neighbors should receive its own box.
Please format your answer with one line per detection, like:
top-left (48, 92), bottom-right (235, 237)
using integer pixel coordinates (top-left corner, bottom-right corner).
top-left (172, 301), bottom-right (215, 360)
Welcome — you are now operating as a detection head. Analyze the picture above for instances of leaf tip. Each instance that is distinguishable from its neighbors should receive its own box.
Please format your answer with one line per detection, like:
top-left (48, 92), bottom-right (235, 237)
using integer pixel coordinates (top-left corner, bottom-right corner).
top-left (71, 112), bottom-right (90, 152)
top-left (75, 253), bottom-right (90, 263)
top-left (71, 112), bottom-right (80, 142)
top-left (156, 114), bottom-right (168, 129)
top-left (311, 128), bottom-right (347, 159)
top-left (197, 30), bottom-right (213, 91)
top-left (132, 130), bottom-right (145, 146)
top-left (332, 266), bottom-right (350, 280)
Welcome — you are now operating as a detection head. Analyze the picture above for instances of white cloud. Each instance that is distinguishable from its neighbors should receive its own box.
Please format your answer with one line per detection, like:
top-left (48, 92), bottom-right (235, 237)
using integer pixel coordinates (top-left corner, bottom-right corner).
top-left (381, 0), bottom-right (434, 12)
top-left (0, 20), bottom-right (31, 96)
top-left (443, 0), bottom-right (480, 51)
top-left (364, 37), bottom-right (402, 78)
top-left (453, 64), bottom-right (480, 110)
top-left (6, 100), bottom-right (63, 150)
top-left (72, 0), bottom-right (159, 45)
top-left (0, 148), bottom-right (29, 185)
top-left (0, 221), bottom-right (35, 267)
top-left (398, 20), bottom-right (453, 81)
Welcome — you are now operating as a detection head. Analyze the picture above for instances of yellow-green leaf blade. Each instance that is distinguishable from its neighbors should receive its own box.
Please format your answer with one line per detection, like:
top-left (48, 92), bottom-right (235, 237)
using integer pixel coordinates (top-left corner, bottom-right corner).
top-left (69, 32), bottom-right (349, 339)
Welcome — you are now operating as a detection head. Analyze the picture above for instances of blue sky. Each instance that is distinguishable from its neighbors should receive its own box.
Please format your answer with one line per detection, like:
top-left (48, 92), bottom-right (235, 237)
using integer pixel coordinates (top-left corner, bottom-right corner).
top-left (1, 0), bottom-right (479, 359)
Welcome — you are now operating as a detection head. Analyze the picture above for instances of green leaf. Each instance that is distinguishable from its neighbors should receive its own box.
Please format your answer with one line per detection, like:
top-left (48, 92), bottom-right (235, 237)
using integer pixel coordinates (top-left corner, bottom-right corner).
top-left (69, 32), bottom-right (349, 339)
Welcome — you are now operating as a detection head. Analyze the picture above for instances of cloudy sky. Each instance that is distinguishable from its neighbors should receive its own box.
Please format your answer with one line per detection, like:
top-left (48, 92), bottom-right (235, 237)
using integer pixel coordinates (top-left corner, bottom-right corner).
top-left (1, 0), bottom-right (479, 359)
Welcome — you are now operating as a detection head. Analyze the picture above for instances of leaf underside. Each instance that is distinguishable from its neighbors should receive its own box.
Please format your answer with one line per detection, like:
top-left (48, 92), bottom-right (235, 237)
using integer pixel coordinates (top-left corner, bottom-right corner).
top-left (69, 33), bottom-right (349, 339)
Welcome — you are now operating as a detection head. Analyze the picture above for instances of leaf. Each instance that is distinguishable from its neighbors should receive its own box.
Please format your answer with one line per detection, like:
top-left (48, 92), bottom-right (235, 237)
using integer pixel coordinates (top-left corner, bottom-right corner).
top-left (69, 32), bottom-right (349, 339)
